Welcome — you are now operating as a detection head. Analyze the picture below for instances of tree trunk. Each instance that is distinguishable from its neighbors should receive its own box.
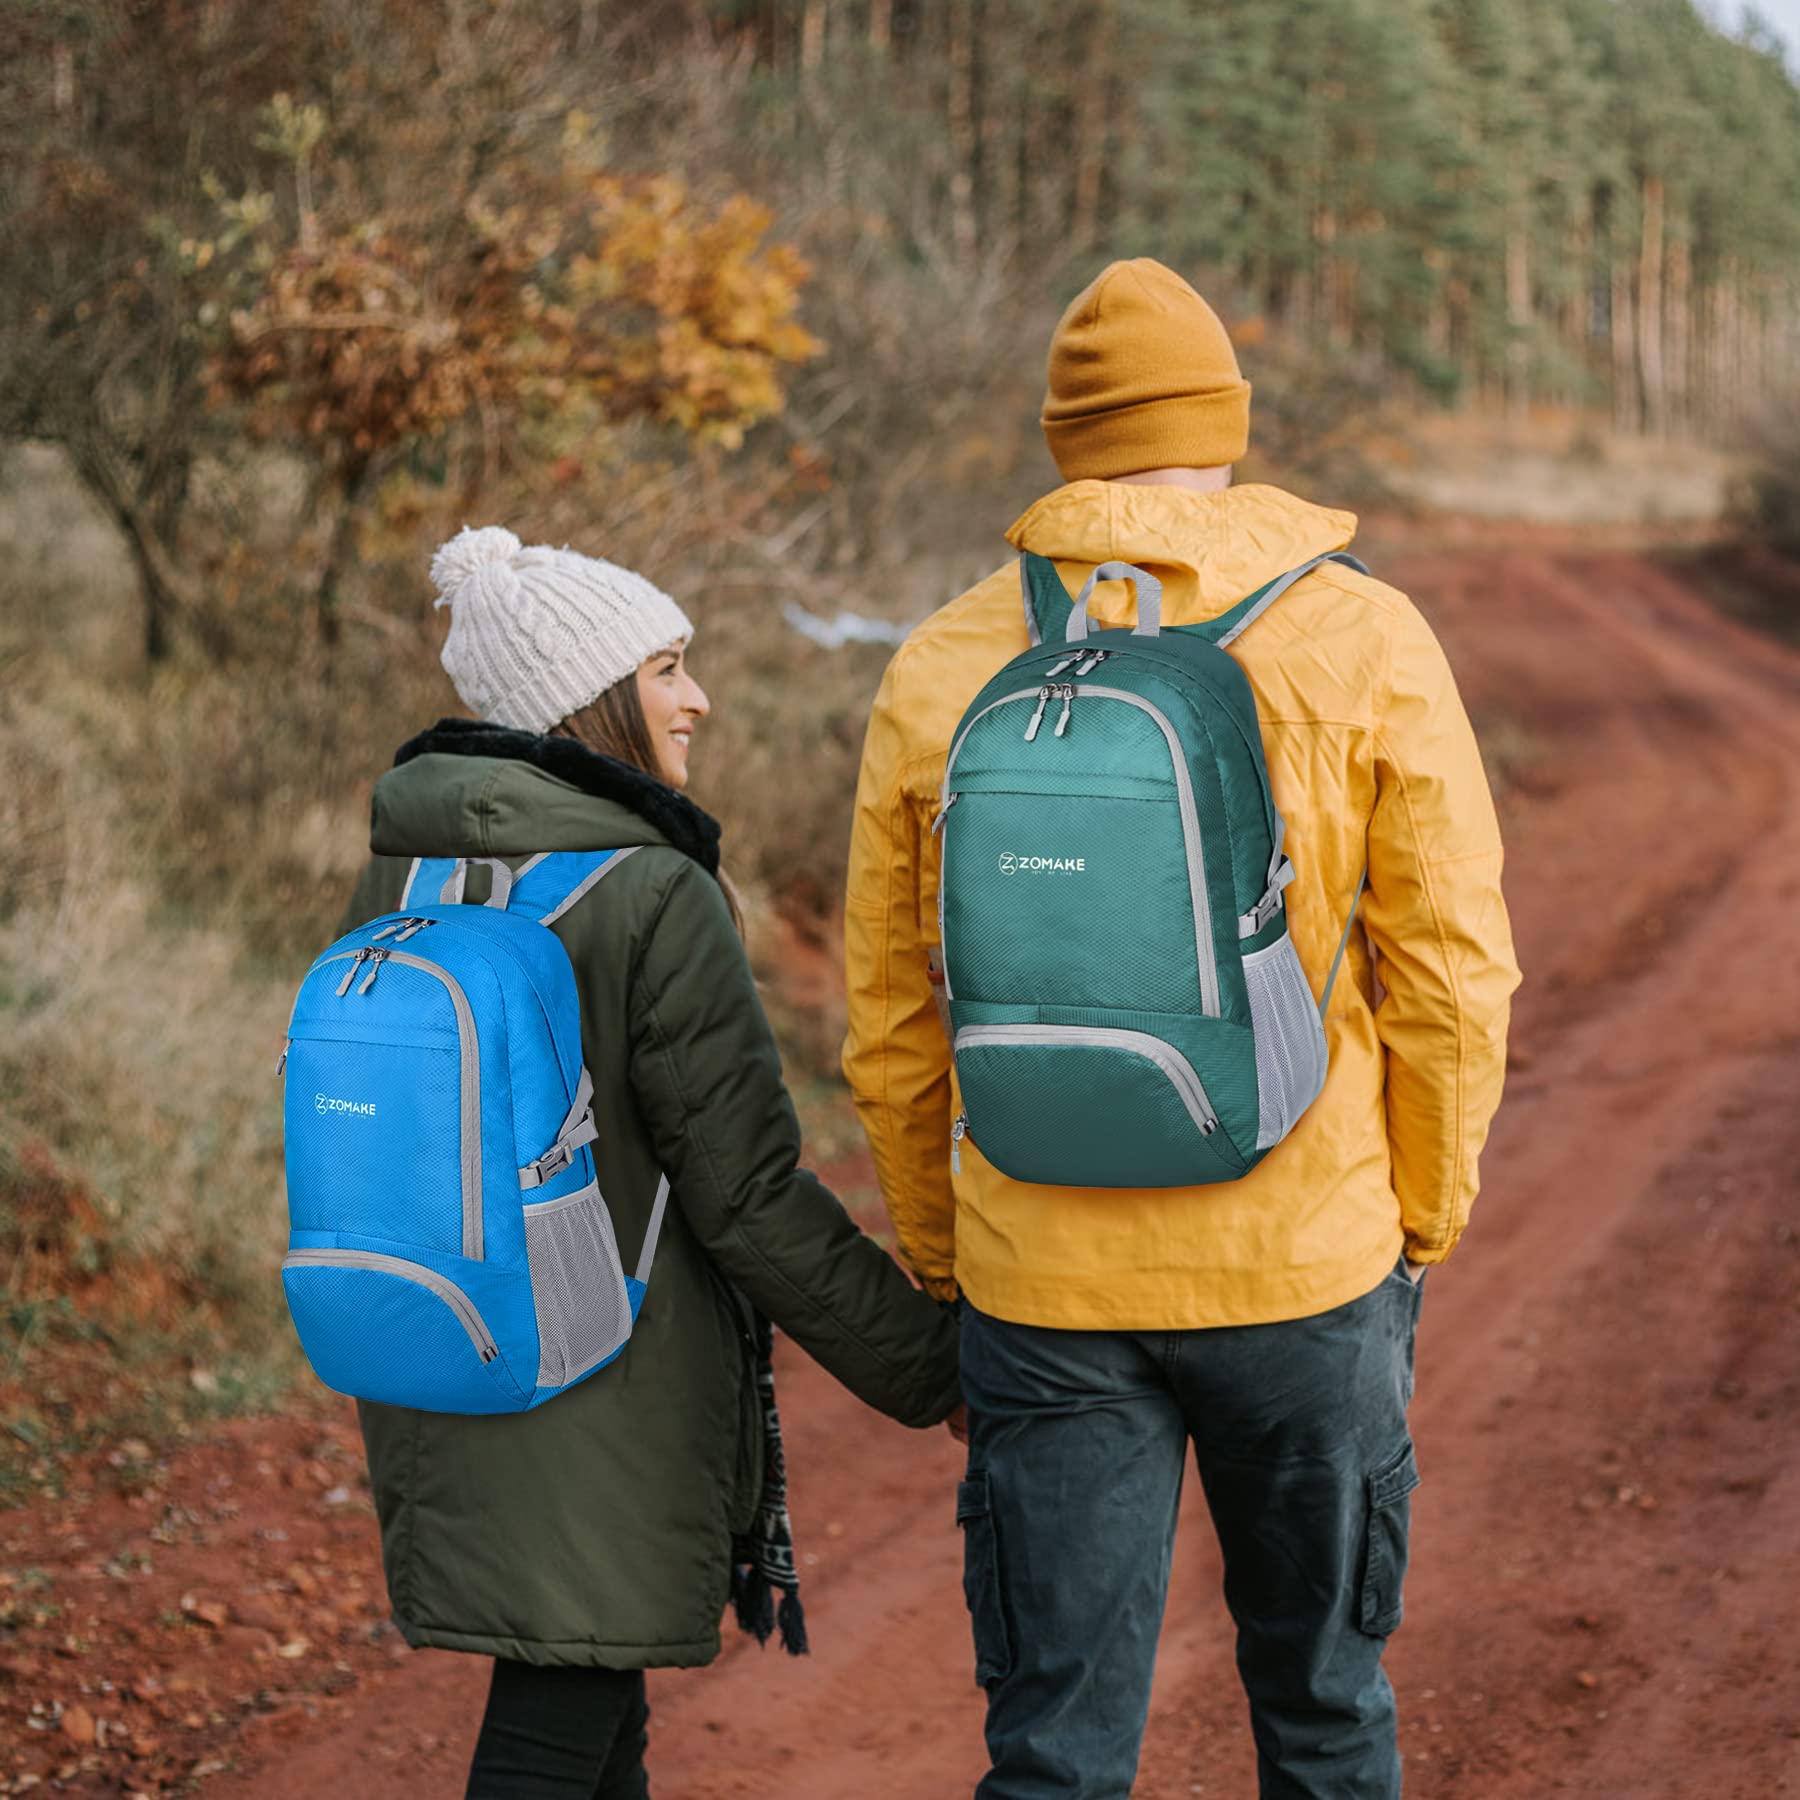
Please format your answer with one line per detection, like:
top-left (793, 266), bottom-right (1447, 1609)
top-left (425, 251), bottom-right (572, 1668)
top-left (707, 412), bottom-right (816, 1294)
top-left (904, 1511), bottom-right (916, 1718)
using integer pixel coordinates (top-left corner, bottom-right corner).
top-left (980, 0), bottom-right (1017, 261)
top-left (801, 0), bottom-right (825, 74)
top-left (868, 0), bottom-right (890, 55)
top-left (317, 461), bottom-right (371, 649)
top-left (1505, 199), bottom-right (1531, 418)
top-left (1611, 260), bottom-right (1639, 432)
top-left (1665, 233), bottom-right (1690, 433)
top-left (66, 434), bottom-right (206, 666)
top-left (1070, 6), bottom-right (1112, 253)
top-left (1636, 173), bottom-right (1665, 436)
top-left (946, 0), bottom-right (978, 259)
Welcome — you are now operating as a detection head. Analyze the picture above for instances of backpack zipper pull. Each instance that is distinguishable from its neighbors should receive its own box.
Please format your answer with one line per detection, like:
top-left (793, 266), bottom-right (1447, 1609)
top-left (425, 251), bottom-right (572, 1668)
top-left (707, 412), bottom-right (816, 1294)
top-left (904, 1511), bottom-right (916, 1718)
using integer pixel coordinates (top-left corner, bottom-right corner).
top-left (395, 917), bottom-right (433, 942)
top-left (1054, 683), bottom-right (1075, 737)
top-left (275, 1037), bottom-right (289, 1076)
top-left (356, 948), bottom-right (390, 995)
top-left (1044, 653), bottom-right (1079, 678)
top-left (1023, 686), bottom-right (1053, 742)
top-left (931, 792), bottom-right (960, 835)
top-left (335, 949), bottom-right (369, 997)
top-left (951, 1112), bottom-right (968, 1174)
top-left (1075, 649), bottom-right (1107, 676)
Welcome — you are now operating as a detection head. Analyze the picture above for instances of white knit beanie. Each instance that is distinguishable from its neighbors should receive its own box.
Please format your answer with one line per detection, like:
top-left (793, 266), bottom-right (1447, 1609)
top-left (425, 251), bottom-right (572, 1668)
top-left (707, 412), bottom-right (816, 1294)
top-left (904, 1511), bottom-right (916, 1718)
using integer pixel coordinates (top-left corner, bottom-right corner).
top-left (430, 525), bottom-right (695, 732)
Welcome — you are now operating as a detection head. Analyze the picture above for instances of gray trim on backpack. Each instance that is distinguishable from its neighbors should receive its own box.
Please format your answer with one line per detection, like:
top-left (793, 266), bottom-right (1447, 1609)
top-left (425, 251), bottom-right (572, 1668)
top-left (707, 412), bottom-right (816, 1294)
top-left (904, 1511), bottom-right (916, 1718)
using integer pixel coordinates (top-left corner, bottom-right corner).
top-left (1213, 552), bottom-right (1371, 649)
top-left (1066, 561), bottom-right (1164, 642)
top-left (382, 948), bottom-right (484, 1260)
top-left (537, 846), bottom-right (641, 927)
top-left (398, 857), bottom-right (423, 908)
top-left (1082, 686), bottom-right (1220, 1015)
top-left (953, 1022), bottom-right (1220, 1139)
top-left (281, 1248), bottom-right (497, 1362)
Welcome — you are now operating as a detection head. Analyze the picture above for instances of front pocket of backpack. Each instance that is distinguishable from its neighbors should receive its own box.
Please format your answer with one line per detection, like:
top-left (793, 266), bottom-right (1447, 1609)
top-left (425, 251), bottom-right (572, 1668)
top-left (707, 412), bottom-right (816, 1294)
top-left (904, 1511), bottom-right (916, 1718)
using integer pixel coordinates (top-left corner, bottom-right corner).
top-left (521, 1181), bottom-right (635, 1389)
top-left (940, 788), bottom-right (1202, 1015)
top-left (281, 1249), bottom-right (523, 1414)
top-left (283, 1021), bottom-right (473, 1257)
top-left (952, 1023), bottom-right (1244, 1187)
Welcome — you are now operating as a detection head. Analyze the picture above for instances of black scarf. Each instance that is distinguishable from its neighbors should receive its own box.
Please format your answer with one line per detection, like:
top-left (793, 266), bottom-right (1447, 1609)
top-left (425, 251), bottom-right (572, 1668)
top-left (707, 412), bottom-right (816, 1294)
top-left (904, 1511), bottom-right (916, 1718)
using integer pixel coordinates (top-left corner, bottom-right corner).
top-left (393, 719), bottom-right (807, 1655)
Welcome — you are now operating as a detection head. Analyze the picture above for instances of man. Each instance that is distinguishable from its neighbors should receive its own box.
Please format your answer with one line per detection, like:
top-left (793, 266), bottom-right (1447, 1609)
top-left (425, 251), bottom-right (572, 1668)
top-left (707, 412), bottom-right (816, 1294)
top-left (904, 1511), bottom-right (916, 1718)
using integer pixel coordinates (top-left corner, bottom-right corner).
top-left (842, 259), bottom-right (1520, 1799)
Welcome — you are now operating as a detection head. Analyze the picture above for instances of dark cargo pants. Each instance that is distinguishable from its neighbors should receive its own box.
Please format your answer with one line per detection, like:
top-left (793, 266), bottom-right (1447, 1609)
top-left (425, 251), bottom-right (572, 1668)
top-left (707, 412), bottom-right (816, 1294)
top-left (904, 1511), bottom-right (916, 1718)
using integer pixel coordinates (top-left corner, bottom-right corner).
top-left (958, 1259), bottom-right (1423, 1799)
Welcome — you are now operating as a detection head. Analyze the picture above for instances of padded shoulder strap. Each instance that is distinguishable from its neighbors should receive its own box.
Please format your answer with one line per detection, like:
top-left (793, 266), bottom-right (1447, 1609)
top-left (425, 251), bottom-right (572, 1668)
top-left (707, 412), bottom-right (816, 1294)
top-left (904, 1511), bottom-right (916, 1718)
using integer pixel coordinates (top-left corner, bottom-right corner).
top-left (1020, 552), bottom-right (1075, 647)
top-left (1024, 550), bottom-right (1368, 651)
top-left (504, 848), bottom-right (641, 927)
top-left (1196, 551), bottom-right (1371, 650)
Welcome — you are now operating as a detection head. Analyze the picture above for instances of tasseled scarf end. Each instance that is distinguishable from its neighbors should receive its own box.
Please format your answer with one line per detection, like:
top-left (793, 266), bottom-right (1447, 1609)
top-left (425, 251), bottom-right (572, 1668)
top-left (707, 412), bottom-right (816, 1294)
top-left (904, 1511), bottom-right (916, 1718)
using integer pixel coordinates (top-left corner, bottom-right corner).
top-left (730, 1561), bottom-right (808, 1658)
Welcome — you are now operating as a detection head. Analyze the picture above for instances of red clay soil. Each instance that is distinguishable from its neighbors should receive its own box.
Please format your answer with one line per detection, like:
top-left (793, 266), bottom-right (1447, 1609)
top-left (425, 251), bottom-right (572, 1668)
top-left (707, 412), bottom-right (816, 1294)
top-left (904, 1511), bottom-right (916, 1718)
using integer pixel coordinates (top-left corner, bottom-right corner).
top-left (5, 541), bottom-right (1800, 1798)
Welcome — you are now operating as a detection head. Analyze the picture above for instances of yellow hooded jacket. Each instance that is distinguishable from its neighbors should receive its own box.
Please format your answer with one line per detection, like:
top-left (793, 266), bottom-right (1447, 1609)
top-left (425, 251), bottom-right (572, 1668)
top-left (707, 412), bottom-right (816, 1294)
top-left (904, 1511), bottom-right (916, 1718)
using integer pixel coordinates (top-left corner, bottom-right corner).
top-left (843, 480), bottom-right (1521, 1328)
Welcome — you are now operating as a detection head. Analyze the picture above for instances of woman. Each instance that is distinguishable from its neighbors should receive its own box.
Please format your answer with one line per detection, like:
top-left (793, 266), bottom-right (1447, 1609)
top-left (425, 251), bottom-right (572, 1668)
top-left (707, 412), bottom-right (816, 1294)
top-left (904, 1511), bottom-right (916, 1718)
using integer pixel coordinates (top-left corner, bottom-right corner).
top-left (335, 526), bottom-right (962, 1798)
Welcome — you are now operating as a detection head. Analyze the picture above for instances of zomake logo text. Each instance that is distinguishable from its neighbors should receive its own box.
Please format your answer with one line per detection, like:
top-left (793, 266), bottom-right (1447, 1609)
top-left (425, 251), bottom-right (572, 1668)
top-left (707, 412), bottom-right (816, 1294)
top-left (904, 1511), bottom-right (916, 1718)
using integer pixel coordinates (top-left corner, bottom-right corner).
top-left (315, 1093), bottom-right (378, 1118)
top-left (998, 852), bottom-right (1086, 875)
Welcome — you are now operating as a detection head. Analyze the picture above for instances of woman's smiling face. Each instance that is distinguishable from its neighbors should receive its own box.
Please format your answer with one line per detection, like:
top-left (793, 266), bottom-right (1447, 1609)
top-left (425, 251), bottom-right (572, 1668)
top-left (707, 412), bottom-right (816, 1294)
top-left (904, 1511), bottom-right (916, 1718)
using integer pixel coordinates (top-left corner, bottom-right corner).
top-left (635, 639), bottom-right (710, 788)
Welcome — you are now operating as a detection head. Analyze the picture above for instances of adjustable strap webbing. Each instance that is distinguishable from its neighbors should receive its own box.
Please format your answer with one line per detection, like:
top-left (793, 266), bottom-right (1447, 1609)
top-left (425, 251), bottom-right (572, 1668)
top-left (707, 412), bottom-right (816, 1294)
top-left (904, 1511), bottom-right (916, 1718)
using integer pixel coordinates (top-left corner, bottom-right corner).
top-left (1238, 857), bottom-right (1297, 938)
top-left (519, 1067), bottom-right (599, 1189)
top-left (634, 1174), bottom-right (671, 1287)
top-left (1320, 867), bottom-right (1369, 1018)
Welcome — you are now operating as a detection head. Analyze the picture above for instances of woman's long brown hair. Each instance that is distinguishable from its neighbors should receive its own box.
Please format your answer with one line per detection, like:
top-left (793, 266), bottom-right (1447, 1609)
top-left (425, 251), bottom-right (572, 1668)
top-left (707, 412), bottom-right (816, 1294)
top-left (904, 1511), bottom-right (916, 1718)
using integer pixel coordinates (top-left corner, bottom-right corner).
top-left (552, 673), bottom-right (744, 933)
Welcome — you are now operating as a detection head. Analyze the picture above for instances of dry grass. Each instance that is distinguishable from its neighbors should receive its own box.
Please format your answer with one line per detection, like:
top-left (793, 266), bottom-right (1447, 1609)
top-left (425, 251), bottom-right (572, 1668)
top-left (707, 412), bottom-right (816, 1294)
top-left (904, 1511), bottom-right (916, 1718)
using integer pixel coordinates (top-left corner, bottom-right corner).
top-left (1386, 410), bottom-right (1749, 526)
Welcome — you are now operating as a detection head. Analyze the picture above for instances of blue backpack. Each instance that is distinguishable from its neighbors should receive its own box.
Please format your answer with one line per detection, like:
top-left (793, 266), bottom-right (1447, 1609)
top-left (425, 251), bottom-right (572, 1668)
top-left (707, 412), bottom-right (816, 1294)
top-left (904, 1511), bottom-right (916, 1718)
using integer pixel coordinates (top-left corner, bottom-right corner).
top-left (278, 849), bottom-right (665, 1415)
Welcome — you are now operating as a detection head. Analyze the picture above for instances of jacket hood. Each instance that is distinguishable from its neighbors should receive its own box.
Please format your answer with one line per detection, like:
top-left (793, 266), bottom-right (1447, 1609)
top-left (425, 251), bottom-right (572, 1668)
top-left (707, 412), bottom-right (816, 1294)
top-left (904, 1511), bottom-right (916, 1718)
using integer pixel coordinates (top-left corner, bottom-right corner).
top-left (1005, 481), bottom-right (1357, 625)
top-left (369, 718), bottom-right (722, 872)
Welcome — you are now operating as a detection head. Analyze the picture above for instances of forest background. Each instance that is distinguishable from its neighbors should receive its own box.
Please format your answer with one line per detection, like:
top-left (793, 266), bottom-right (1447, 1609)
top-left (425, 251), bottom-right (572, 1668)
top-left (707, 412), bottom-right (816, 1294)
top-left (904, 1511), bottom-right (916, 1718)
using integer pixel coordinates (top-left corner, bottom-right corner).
top-left (2, 0), bottom-right (1799, 1466)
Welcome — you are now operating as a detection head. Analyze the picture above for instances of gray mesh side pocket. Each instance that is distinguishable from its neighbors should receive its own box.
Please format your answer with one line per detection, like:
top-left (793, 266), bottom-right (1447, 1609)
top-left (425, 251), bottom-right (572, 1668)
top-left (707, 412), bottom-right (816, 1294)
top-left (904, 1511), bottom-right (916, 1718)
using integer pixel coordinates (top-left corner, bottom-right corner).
top-left (1243, 933), bottom-right (1330, 1151)
top-left (522, 1180), bottom-right (632, 1389)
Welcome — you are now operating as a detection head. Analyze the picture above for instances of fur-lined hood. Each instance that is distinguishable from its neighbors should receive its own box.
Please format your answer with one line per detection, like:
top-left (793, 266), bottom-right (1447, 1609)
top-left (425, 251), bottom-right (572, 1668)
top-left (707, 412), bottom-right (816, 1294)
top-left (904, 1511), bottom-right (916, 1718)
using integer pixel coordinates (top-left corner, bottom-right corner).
top-left (371, 717), bottom-right (722, 873)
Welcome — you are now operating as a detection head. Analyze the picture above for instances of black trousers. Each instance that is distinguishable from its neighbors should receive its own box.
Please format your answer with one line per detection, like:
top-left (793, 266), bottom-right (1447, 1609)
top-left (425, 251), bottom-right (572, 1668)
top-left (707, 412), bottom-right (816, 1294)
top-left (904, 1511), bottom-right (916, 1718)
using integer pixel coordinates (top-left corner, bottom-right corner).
top-left (465, 1658), bottom-right (650, 1799)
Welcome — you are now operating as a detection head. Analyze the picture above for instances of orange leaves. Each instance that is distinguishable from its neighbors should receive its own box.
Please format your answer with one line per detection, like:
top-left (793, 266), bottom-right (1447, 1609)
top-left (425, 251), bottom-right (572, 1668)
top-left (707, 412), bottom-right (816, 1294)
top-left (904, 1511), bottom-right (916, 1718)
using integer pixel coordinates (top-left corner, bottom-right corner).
top-left (213, 154), bottom-right (821, 478)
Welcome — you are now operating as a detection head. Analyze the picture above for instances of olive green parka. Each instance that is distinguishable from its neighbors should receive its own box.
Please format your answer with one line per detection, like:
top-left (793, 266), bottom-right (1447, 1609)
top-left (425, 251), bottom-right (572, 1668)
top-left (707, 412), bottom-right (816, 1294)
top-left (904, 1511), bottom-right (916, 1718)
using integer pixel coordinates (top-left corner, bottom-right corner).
top-left (337, 720), bottom-right (961, 1669)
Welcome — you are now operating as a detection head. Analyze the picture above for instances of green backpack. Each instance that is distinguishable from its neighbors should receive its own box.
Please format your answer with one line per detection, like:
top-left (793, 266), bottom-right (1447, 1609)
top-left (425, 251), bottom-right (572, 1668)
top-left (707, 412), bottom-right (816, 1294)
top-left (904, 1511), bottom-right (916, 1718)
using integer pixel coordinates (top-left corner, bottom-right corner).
top-left (937, 551), bottom-right (1369, 1188)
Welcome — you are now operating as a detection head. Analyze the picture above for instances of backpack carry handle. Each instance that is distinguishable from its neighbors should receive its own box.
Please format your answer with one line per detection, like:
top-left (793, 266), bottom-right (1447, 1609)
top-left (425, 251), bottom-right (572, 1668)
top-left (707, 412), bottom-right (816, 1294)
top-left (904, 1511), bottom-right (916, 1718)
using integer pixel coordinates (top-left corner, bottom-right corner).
top-left (438, 856), bottom-right (515, 908)
top-left (1066, 561), bottom-right (1163, 643)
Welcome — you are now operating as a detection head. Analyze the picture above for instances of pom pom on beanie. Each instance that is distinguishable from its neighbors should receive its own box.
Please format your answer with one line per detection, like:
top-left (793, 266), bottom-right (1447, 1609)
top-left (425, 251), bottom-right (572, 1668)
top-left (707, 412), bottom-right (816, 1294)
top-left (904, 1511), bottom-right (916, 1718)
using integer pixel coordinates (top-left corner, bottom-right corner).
top-left (430, 524), bottom-right (694, 733)
top-left (430, 525), bottom-right (523, 605)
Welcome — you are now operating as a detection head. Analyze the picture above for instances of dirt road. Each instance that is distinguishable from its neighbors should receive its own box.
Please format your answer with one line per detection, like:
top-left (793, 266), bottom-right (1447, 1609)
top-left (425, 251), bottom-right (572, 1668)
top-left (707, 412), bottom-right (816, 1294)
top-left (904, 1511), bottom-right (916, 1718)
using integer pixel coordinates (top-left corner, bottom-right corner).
top-left (7, 543), bottom-right (1798, 1797)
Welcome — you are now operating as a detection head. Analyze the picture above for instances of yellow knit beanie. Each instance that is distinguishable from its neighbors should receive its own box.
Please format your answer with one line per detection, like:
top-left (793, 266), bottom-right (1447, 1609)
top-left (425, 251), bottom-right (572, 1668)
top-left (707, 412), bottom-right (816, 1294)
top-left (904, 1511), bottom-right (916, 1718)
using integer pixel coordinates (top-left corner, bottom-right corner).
top-left (1042, 259), bottom-right (1251, 479)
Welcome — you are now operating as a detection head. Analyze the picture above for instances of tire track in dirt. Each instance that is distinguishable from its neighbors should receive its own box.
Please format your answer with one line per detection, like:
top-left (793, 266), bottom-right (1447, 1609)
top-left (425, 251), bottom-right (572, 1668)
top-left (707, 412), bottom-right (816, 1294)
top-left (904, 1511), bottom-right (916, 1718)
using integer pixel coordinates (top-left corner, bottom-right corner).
top-left (207, 548), bottom-right (1800, 1798)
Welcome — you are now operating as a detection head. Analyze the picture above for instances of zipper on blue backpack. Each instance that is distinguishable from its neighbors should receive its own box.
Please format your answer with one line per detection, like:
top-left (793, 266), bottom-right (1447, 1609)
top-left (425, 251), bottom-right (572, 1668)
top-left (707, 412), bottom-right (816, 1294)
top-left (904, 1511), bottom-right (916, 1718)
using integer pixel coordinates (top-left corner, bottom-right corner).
top-left (334, 949), bottom-right (370, 996)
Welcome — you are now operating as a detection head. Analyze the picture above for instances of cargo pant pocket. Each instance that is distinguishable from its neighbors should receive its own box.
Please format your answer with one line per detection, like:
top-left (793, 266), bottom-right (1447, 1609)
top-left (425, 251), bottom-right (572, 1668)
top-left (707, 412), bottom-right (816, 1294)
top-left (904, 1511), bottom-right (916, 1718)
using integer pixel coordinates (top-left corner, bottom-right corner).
top-left (957, 1471), bottom-right (1013, 1687)
top-left (1358, 1439), bottom-right (1420, 1638)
